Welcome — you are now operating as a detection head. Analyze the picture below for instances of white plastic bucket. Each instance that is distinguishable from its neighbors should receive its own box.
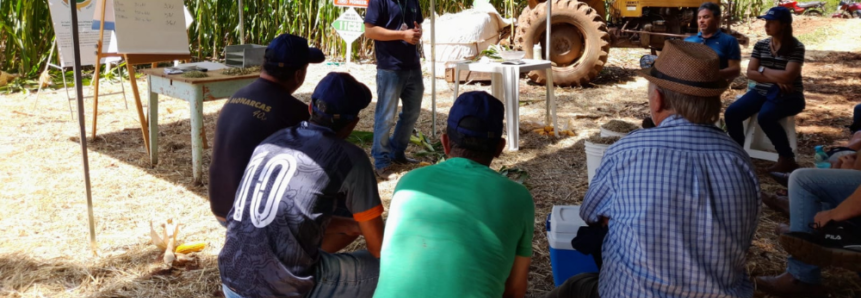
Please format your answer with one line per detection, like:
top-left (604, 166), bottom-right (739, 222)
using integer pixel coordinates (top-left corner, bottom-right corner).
top-left (585, 141), bottom-right (611, 184)
top-left (599, 127), bottom-right (628, 138)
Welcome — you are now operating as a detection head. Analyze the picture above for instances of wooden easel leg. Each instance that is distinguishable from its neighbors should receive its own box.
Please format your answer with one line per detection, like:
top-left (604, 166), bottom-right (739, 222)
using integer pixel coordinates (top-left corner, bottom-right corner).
top-left (91, 58), bottom-right (102, 139)
top-left (126, 61), bottom-right (151, 156)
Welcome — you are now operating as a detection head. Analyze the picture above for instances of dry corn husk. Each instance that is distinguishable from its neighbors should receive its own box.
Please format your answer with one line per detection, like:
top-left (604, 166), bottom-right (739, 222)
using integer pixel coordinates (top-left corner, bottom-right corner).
top-left (0, 71), bottom-right (17, 87)
top-left (38, 71), bottom-right (52, 88)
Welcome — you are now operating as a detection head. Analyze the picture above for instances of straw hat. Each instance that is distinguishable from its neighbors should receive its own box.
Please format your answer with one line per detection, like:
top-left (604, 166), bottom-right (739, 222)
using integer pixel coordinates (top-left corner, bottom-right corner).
top-left (638, 40), bottom-right (729, 97)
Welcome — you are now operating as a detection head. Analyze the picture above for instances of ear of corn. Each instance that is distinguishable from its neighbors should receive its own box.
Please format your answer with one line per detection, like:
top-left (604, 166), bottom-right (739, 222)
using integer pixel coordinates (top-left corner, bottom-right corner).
top-left (175, 241), bottom-right (207, 254)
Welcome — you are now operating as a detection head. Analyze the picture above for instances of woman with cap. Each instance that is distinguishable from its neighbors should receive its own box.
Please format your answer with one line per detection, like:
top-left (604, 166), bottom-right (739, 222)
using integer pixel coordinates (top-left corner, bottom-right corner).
top-left (724, 6), bottom-right (806, 173)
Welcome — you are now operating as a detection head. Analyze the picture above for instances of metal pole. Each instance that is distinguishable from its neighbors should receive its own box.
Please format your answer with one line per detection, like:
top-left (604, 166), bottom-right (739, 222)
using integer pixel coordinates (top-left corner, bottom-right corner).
top-left (238, 0), bottom-right (245, 44)
top-left (430, 0), bottom-right (436, 138)
top-left (546, 0), bottom-right (551, 67)
top-left (70, 0), bottom-right (98, 254)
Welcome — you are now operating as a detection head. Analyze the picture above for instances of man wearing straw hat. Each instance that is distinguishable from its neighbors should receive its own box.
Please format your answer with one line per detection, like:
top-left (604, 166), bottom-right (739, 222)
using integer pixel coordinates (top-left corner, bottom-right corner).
top-left (546, 40), bottom-right (760, 298)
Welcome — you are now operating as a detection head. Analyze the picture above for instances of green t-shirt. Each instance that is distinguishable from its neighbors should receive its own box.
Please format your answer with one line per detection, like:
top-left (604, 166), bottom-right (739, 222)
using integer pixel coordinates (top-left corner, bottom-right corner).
top-left (374, 158), bottom-right (535, 298)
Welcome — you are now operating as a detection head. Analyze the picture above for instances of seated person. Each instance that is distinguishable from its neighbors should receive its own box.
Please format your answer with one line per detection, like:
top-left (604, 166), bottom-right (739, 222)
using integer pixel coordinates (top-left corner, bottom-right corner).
top-left (373, 91), bottom-right (534, 298)
top-left (546, 40), bottom-right (760, 298)
top-left (209, 34), bottom-right (324, 226)
top-left (725, 7), bottom-right (806, 173)
top-left (684, 2), bottom-right (742, 81)
top-left (756, 161), bottom-right (861, 297)
top-left (219, 73), bottom-right (384, 298)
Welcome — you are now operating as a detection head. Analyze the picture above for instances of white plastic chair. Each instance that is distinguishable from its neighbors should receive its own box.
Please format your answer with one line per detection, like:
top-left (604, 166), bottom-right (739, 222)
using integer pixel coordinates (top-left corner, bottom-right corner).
top-left (743, 114), bottom-right (797, 162)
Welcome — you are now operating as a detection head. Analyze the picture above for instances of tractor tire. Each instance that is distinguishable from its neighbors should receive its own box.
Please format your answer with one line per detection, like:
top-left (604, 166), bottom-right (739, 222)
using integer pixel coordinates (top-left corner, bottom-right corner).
top-left (515, 0), bottom-right (610, 87)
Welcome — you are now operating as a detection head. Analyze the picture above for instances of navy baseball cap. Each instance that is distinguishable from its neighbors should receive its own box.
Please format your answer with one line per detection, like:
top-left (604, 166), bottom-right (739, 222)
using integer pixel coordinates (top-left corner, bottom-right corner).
top-left (311, 72), bottom-right (372, 121)
top-left (264, 34), bottom-right (325, 69)
top-left (447, 91), bottom-right (504, 151)
top-left (758, 7), bottom-right (793, 23)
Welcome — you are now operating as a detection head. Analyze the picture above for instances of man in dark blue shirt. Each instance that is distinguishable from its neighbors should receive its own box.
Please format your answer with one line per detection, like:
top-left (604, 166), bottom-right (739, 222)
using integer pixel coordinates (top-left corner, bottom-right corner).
top-left (209, 34), bottom-right (324, 225)
top-left (219, 72), bottom-right (384, 298)
top-left (364, 0), bottom-right (425, 180)
top-left (684, 2), bottom-right (741, 81)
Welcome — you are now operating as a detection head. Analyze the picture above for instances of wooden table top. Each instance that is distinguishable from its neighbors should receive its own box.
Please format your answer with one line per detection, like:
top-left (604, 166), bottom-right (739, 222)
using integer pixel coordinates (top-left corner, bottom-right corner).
top-left (141, 67), bottom-right (260, 84)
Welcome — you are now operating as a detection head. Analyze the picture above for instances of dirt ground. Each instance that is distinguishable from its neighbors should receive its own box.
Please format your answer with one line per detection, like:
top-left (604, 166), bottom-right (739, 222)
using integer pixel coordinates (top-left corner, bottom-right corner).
top-left (1, 17), bottom-right (860, 298)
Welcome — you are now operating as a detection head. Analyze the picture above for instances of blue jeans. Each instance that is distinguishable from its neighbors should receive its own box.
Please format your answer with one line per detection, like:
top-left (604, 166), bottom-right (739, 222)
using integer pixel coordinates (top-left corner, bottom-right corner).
top-left (222, 250), bottom-right (379, 298)
top-left (851, 103), bottom-right (861, 132)
top-left (725, 90), bottom-right (805, 158)
top-left (786, 168), bottom-right (861, 284)
top-left (371, 68), bottom-right (424, 169)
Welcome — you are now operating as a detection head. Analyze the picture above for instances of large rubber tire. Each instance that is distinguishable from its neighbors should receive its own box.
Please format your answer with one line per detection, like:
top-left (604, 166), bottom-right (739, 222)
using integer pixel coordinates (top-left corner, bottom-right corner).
top-left (515, 0), bottom-right (610, 86)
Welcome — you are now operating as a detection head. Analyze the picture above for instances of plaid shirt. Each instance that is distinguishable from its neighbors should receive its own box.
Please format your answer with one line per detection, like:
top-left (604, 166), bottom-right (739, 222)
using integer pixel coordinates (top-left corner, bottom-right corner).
top-left (582, 116), bottom-right (760, 298)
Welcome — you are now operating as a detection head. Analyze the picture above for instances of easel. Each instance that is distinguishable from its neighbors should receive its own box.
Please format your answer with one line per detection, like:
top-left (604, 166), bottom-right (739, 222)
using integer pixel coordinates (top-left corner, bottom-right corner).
top-left (34, 39), bottom-right (129, 120)
top-left (90, 0), bottom-right (190, 155)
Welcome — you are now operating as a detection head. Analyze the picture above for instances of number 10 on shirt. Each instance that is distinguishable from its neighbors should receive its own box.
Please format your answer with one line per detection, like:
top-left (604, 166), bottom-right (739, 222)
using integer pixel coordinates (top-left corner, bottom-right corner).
top-left (331, 7), bottom-right (365, 66)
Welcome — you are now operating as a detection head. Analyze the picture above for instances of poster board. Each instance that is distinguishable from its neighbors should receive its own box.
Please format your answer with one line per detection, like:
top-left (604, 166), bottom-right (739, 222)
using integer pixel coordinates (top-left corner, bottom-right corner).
top-left (91, 0), bottom-right (190, 54)
top-left (47, 0), bottom-right (118, 67)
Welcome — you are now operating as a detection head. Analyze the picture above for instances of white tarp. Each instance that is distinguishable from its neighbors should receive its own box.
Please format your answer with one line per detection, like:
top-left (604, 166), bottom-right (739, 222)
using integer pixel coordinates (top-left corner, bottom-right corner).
top-left (421, 3), bottom-right (514, 77)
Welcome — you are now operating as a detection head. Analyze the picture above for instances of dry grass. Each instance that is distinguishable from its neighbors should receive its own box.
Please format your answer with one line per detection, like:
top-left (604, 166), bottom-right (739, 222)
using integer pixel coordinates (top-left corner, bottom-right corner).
top-left (1, 17), bottom-right (861, 298)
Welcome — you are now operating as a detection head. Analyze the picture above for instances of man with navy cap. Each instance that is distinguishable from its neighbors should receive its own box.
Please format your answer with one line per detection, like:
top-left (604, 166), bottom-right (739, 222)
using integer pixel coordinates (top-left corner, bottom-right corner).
top-left (219, 72), bottom-right (384, 298)
top-left (373, 91), bottom-right (534, 298)
top-left (209, 34), bottom-right (324, 226)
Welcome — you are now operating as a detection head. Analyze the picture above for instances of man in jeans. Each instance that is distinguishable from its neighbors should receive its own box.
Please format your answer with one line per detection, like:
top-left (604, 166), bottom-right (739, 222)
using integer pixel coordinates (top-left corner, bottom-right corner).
top-left (756, 153), bottom-right (861, 297)
top-left (219, 73), bottom-right (384, 298)
top-left (364, 0), bottom-right (425, 180)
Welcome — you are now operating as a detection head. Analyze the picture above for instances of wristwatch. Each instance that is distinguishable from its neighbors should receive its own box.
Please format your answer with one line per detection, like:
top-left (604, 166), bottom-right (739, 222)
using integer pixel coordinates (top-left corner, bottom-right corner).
top-left (758, 66), bottom-right (765, 74)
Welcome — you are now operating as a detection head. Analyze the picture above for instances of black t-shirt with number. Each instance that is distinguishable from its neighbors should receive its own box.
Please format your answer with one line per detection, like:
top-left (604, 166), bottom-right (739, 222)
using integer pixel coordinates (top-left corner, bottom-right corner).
top-left (218, 122), bottom-right (383, 298)
top-left (209, 78), bottom-right (310, 219)
top-left (751, 37), bottom-right (805, 96)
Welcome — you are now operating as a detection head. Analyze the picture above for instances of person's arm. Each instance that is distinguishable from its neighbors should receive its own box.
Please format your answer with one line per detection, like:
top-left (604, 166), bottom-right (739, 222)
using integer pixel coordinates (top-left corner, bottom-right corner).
top-left (325, 216), bottom-right (361, 236)
top-left (747, 61), bottom-right (802, 84)
top-left (365, 23), bottom-right (415, 43)
top-left (502, 256), bottom-right (531, 298)
top-left (814, 185), bottom-right (861, 225)
top-left (358, 216), bottom-right (385, 258)
top-left (580, 158), bottom-right (616, 224)
top-left (720, 59), bottom-right (741, 81)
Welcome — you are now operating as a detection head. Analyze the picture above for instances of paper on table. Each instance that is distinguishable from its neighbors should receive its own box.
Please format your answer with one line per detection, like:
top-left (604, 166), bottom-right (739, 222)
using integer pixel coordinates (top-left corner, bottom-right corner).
top-left (175, 62), bottom-right (228, 71)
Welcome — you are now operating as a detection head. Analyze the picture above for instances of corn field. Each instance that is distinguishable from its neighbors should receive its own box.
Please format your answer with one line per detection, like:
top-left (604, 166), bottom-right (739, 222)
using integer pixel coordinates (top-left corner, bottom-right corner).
top-left (0, 0), bottom-right (843, 78)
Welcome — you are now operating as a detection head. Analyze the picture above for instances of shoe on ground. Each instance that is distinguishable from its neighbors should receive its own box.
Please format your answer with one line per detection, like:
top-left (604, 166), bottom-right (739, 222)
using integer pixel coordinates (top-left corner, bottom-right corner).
top-left (774, 223), bottom-right (790, 235)
top-left (768, 171), bottom-right (791, 188)
top-left (779, 220), bottom-right (861, 272)
top-left (755, 272), bottom-right (829, 298)
top-left (767, 156), bottom-right (800, 173)
top-left (374, 166), bottom-right (398, 181)
top-left (392, 156), bottom-right (419, 165)
top-left (761, 191), bottom-right (790, 217)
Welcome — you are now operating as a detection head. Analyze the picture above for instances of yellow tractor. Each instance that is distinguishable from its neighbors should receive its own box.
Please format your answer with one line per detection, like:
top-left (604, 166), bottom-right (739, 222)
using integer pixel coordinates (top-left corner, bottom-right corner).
top-left (515, 0), bottom-right (747, 86)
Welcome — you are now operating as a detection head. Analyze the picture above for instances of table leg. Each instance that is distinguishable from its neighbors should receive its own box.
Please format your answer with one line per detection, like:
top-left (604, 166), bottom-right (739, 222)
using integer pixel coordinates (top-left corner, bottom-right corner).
top-left (148, 78), bottom-right (159, 165)
top-left (189, 88), bottom-right (205, 184)
top-left (545, 68), bottom-right (558, 137)
top-left (454, 67), bottom-right (460, 101)
top-left (491, 73), bottom-right (504, 101)
top-left (504, 67), bottom-right (520, 151)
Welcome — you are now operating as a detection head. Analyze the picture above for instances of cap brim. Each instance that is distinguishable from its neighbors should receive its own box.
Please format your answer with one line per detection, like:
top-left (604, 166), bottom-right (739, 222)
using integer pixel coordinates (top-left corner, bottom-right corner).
top-left (308, 48), bottom-right (325, 64)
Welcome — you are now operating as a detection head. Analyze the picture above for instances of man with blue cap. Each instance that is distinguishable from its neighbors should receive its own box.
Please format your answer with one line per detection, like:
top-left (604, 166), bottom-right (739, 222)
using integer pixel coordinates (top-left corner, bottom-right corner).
top-left (374, 91), bottom-right (534, 298)
top-left (209, 34), bottom-right (324, 226)
top-left (219, 72), bottom-right (384, 298)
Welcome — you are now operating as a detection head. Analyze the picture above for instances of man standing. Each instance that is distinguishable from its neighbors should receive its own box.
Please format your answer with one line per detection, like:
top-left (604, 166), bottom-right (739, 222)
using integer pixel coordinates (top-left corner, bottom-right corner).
top-left (219, 73), bottom-right (384, 298)
top-left (374, 91), bottom-right (534, 298)
top-left (546, 40), bottom-right (760, 298)
top-left (209, 34), bottom-right (324, 226)
top-left (364, 0), bottom-right (425, 180)
top-left (685, 2), bottom-right (742, 81)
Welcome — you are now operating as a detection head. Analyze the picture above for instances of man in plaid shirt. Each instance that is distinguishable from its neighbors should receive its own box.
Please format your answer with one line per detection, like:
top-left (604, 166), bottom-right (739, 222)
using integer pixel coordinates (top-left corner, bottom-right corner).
top-left (547, 40), bottom-right (760, 298)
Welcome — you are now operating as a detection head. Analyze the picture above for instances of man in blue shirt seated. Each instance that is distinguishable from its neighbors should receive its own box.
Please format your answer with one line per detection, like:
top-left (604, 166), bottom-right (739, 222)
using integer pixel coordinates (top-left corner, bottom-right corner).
top-left (685, 2), bottom-right (742, 81)
top-left (545, 40), bottom-right (760, 298)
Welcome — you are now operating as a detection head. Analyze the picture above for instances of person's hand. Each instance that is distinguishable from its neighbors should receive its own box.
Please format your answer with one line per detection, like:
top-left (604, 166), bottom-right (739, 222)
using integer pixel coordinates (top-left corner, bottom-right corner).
top-left (778, 83), bottom-right (794, 94)
top-left (838, 154), bottom-right (857, 170)
top-left (814, 209), bottom-right (839, 227)
top-left (403, 28), bottom-right (421, 45)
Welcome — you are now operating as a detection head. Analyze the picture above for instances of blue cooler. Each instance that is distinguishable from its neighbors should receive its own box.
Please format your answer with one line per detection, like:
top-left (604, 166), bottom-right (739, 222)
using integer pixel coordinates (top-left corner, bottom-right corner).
top-left (546, 205), bottom-right (599, 286)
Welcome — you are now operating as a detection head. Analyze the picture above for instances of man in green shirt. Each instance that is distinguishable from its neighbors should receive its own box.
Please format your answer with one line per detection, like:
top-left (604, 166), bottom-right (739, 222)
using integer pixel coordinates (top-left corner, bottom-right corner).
top-left (374, 91), bottom-right (535, 298)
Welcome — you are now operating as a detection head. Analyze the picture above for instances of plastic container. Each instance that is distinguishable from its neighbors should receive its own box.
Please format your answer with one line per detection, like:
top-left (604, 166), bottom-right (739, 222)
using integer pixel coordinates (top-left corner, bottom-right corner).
top-left (585, 141), bottom-right (611, 184)
top-left (599, 127), bottom-right (627, 138)
top-left (547, 205), bottom-right (600, 286)
top-left (533, 44), bottom-right (543, 60)
top-left (814, 145), bottom-right (831, 168)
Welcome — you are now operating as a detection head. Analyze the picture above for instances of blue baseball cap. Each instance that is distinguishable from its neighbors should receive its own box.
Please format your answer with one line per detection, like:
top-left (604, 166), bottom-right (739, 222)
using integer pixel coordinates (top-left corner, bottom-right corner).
top-left (447, 91), bottom-right (504, 151)
top-left (264, 34), bottom-right (325, 69)
top-left (311, 72), bottom-right (372, 121)
top-left (758, 7), bottom-right (793, 23)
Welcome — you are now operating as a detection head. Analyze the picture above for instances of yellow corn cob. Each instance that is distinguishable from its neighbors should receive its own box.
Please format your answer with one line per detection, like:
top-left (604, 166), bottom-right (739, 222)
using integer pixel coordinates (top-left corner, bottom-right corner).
top-left (175, 241), bottom-right (207, 254)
